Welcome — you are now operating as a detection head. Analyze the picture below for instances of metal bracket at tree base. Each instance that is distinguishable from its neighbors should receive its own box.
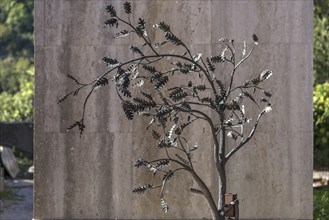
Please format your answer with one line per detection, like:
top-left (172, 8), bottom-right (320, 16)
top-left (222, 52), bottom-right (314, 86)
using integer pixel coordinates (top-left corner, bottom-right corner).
top-left (224, 193), bottom-right (239, 220)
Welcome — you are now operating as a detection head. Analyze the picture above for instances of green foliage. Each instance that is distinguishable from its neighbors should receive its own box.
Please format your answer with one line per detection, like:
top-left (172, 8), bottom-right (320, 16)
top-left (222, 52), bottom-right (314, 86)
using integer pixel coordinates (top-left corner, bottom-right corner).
top-left (0, 65), bottom-right (34, 122)
top-left (314, 0), bottom-right (329, 84)
top-left (314, 186), bottom-right (329, 220)
top-left (0, 0), bottom-right (34, 58)
top-left (0, 57), bottom-right (33, 94)
top-left (0, 0), bottom-right (34, 122)
top-left (314, 83), bottom-right (329, 167)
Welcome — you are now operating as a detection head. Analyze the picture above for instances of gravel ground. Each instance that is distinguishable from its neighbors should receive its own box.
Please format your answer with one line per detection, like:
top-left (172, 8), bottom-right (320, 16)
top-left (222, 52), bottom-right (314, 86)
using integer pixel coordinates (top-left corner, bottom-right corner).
top-left (0, 180), bottom-right (33, 220)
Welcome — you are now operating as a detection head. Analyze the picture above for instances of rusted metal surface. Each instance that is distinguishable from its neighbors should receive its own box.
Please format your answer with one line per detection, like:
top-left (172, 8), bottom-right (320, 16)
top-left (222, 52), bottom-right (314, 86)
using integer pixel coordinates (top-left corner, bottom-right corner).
top-left (225, 193), bottom-right (239, 219)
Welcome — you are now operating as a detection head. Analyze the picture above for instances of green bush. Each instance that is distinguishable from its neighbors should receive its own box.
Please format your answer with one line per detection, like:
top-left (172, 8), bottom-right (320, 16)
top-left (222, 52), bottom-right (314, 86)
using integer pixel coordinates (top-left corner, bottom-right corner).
top-left (0, 0), bottom-right (34, 122)
top-left (314, 0), bottom-right (329, 84)
top-left (0, 63), bottom-right (34, 122)
top-left (313, 82), bottom-right (329, 168)
top-left (314, 186), bottom-right (329, 220)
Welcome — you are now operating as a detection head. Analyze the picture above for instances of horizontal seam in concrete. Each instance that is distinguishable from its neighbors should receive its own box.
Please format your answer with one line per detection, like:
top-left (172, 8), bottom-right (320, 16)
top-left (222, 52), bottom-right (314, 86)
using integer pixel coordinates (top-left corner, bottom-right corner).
top-left (40, 42), bottom-right (313, 47)
top-left (42, 132), bottom-right (116, 134)
top-left (32, 219), bottom-right (314, 220)
top-left (43, 0), bottom-right (312, 1)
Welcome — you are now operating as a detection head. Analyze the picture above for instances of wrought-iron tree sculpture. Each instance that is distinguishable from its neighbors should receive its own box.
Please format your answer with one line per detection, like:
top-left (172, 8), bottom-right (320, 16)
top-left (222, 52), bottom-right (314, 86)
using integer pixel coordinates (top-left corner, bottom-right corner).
top-left (58, 2), bottom-right (273, 220)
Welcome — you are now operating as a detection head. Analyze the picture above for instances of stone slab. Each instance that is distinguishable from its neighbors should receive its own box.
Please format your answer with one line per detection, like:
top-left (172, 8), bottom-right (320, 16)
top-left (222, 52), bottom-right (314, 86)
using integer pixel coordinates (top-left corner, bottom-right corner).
top-left (0, 146), bottom-right (20, 179)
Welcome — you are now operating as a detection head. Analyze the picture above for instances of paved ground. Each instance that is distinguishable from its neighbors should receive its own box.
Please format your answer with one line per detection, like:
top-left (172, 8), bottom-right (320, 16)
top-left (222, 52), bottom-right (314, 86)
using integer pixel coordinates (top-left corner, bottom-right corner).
top-left (0, 180), bottom-right (33, 220)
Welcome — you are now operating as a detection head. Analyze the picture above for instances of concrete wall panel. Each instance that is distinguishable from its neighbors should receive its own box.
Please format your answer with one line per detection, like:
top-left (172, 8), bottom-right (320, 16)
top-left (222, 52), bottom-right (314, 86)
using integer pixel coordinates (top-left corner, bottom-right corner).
top-left (35, 0), bottom-right (313, 219)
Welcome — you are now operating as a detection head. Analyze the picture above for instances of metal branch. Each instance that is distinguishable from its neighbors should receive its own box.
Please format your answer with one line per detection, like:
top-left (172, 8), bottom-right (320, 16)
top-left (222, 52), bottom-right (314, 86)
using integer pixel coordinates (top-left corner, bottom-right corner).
top-left (225, 109), bottom-right (266, 162)
top-left (226, 43), bottom-right (257, 98)
top-left (116, 16), bottom-right (159, 55)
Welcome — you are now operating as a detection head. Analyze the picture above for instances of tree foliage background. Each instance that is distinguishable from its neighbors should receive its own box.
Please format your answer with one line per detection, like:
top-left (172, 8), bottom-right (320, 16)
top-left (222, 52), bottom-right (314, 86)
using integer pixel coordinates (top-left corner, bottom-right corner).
top-left (313, 0), bottom-right (329, 169)
top-left (314, 0), bottom-right (329, 85)
top-left (313, 1), bottom-right (329, 220)
top-left (0, 0), bottom-right (34, 122)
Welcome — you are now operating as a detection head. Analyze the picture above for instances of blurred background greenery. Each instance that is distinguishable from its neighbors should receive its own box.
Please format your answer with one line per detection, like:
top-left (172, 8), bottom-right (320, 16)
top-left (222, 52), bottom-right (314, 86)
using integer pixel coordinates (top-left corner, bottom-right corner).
top-left (0, 0), bottom-right (328, 219)
top-left (0, 0), bottom-right (34, 122)
top-left (314, 0), bottom-right (329, 171)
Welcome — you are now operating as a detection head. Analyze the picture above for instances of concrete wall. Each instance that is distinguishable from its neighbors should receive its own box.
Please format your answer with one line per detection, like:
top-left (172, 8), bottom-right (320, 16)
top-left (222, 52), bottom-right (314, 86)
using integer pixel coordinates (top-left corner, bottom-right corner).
top-left (34, 0), bottom-right (313, 219)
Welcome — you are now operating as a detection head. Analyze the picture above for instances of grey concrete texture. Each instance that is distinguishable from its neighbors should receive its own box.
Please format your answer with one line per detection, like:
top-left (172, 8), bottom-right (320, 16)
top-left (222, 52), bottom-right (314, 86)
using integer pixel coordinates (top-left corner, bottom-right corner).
top-left (34, 0), bottom-right (313, 219)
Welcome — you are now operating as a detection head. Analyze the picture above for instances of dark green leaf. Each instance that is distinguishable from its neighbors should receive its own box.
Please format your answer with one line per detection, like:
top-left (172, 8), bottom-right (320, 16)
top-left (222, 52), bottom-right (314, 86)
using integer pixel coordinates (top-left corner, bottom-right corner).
top-left (134, 159), bottom-right (149, 167)
top-left (206, 57), bottom-right (215, 72)
top-left (143, 65), bottom-right (156, 73)
top-left (57, 93), bottom-right (71, 104)
top-left (67, 121), bottom-right (80, 131)
top-left (169, 87), bottom-right (188, 102)
top-left (165, 32), bottom-right (182, 45)
top-left (264, 91), bottom-right (272, 97)
top-left (180, 121), bottom-right (192, 131)
top-left (152, 130), bottom-right (161, 140)
top-left (130, 45), bottom-right (144, 57)
top-left (216, 80), bottom-right (226, 97)
top-left (117, 72), bottom-right (131, 97)
top-left (95, 77), bottom-right (108, 88)
top-left (120, 88), bottom-right (132, 97)
top-left (260, 98), bottom-right (268, 102)
top-left (152, 73), bottom-right (168, 89)
top-left (193, 85), bottom-right (206, 92)
top-left (124, 2), bottom-right (132, 14)
top-left (104, 18), bottom-right (118, 28)
top-left (155, 160), bottom-right (171, 169)
top-left (252, 34), bottom-right (259, 44)
top-left (106, 5), bottom-right (116, 17)
top-left (140, 91), bottom-right (154, 100)
top-left (73, 89), bottom-right (80, 96)
top-left (157, 140), bottom-right (172, 149)
top-left (201, 97), bottom-right (213, 103)
top-left (102, 57), bottom-right (120, 67)
top-left (134, 97), bottom-right (156, 109)
top-left (210, 55), bottom-right (225, 63)
top-left (133, 184), bottom-right (152, 194)
top-left (67, 120), bottom-right (85, 136)
top-left (154, 21), bottom-right (171, 32)
top-left (122, 101), bottom-right (135, 120)
top-left (138, 18), bottom-right (146, 29)
top-left (180, 102), bottom-right (191, 110)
